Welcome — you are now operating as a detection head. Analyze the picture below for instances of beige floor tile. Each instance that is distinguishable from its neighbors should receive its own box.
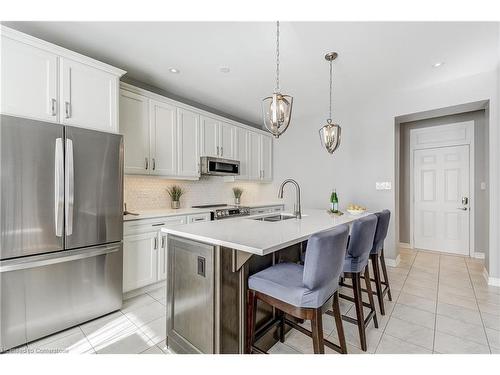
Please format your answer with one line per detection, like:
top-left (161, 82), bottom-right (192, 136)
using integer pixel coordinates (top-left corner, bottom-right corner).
top-left (124, 300), bottom-right (166, 327)
top-left (485, 327), bottom-right (500, 350)
top-left (437, 302), bottom-right (483, 325)
top-left (141, 345), bottom-right (167, 354)
top-left (391, 303), bottom-right (436, 329)
top-left (384, 316), bottom-right (434, 350)
top-left (481, 311), bottom-right (500, 331)
top-left (438, 290), bottom-right (478, 310)
top-left (398, 292), bottom-right (437, 313)
top-left (80, 312), bottom-right (136, 348)
top-left (402, 283), bottom-right (438, 301)
top-left (329, 318), bottom-right (382, 353)
top-left (435, 315), bottom-right (488, 346)
top-left (140, 316), bottom-right (167, 345)
top-left (438, 283), bottom-right (476, 299)
top-left (434, 331), bottom-right (490, 354)
top-left (376, 334), bottom-right (432, 354)
top-left (280, 329), bottom-right (337, 354)
top-left (478, 301), bottom-right (500, 316)
top-left (268, 341), bottom-right (302, 354)
top-left (95, 328), bottom-right (153, 354)
top-left (121, 293), bottom-right (157, 313)
top-left (33, 330), bottom-right (94, 354)
top-left (404, 276), bottom-right (439, 291)
top-left (147, 286), bottom-right (167, 301)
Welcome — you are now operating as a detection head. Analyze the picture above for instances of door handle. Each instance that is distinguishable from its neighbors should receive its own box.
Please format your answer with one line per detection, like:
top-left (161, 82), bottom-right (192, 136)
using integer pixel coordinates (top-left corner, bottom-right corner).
top-left (462, 197), bottom-right (469, 205)
top-left (145, 157), bottom-right (149, 170)
top-left (54, 138), bottom-right (64, 237)
top-left (50, 98), bottom-right (57, 116)
top-left (197, 256), bottom-right (206, 277)
top-left (65, 138), bottom-right (74, 236)
top-left (65, 102), bottom-right (71, 119)
top-left (457, 207), bottom-right (468, 211)
top-left (152, 158), bottom-right (156, 171)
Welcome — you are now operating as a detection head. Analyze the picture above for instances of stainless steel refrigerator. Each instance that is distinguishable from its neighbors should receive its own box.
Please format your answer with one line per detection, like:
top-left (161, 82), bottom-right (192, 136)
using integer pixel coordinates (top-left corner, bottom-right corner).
top-left (0, 115), bottom-right (124, 352)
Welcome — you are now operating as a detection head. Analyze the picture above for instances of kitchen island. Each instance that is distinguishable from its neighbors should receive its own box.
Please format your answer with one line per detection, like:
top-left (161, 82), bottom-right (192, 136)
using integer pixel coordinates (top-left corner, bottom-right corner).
top-left (161, 209), bottom-right (369, 354)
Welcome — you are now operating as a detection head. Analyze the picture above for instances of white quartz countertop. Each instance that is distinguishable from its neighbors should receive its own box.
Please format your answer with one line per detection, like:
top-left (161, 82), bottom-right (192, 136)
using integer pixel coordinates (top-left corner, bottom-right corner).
top-left (161, 209), bottom-right (370, 256)
top-left (124, 208), bottom-right (212, 221)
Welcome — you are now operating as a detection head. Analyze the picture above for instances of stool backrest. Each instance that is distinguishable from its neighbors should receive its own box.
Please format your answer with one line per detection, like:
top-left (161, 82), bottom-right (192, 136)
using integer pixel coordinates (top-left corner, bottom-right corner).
top-left (303, 224), bottom-right (349, 291)
top-left (372, 210), bottom-right (391, 254)
top-left (347, 214), bottom-right (378, 267)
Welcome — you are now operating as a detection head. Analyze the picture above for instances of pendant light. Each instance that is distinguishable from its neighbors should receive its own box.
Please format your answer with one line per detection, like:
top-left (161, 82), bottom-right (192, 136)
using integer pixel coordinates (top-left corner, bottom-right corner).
top-left (262, 21), bottom-right (293, 139)
top-left (319, 52), bottom-right (341, 154)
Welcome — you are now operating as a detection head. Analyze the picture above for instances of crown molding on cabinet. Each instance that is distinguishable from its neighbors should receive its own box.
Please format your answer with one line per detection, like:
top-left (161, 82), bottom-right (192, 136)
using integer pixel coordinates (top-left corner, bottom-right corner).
top-left (1, 25), bottom-right (126, 77)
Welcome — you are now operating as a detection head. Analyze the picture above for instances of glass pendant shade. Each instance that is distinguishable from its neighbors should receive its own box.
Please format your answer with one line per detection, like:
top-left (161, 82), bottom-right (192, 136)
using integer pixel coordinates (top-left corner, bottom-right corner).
top-left (319, 121), bottom-right (341, 154)
top-left (262, 92), bottom-right (293, 138)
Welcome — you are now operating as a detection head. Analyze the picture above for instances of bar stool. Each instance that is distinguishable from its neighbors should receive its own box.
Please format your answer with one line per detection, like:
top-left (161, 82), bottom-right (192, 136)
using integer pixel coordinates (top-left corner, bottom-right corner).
top-left (337, 214), bottom-right (378, 352)
top-left (246, 225), bottom-right (350, 354)
top-left (368, 210), bottom-right (392, 315)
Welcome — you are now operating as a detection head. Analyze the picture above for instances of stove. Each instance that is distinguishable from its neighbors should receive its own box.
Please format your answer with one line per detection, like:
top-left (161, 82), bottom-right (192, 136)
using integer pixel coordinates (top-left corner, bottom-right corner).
top-left (191, 204), bottom-right (250, 220)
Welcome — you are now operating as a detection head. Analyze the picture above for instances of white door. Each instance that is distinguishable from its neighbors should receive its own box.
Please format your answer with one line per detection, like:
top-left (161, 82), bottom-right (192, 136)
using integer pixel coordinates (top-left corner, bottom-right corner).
top-left (60, 57), bottom-right (118, 132)
top-left (219, 122), bottom-right (235, 159)
top-left (177, 108), bottom-right (200, 177)
top-left (1, 36), bottom-right (58, 122)
top-left (200, 116), bottom-right (219, 157)
top-left (123, 232), bottom-right (158, 292)
top-left (150, 100), bottom-right (177, 176)
top-left (235, 127), bottom-right (249, 180)
top-left (414, 145), bottom-right (470, 255)
top-left (260, 134), bottom-right (273, 182)
top-left (248, 131), bottom-right (261, 180)
top-left (120, 90), bottom-right (150, 174)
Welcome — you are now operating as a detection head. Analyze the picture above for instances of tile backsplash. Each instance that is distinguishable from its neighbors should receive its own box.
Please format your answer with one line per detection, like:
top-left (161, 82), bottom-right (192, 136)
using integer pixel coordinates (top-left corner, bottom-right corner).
top-left (124, 175), bottom-right (271, 210)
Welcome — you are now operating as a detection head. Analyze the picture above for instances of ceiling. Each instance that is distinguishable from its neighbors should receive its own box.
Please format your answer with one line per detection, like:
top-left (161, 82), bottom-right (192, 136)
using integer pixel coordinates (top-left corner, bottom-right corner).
top-left (3, 21), bottom-right (498, 127)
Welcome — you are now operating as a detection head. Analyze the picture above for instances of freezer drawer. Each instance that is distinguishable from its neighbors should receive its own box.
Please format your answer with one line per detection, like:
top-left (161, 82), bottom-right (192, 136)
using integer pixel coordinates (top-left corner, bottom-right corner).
top-left (0, 243), bottom-right (123, 352)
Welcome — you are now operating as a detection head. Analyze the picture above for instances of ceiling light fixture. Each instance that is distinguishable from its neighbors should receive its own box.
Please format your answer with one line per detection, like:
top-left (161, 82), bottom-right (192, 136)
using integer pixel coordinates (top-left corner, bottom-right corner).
top-left (319, 52), bottom-right (341, 154)
top-left (261, 21), bottom-right (293, 139)
top-left (432, 62), bottom-right (444, 68)
top-left (169, 68), bottom-right (180, 74)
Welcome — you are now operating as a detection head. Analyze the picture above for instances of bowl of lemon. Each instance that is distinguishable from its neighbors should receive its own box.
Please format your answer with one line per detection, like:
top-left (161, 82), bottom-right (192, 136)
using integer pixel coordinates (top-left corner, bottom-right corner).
top-left (346, 204), bottom-right (367, 216)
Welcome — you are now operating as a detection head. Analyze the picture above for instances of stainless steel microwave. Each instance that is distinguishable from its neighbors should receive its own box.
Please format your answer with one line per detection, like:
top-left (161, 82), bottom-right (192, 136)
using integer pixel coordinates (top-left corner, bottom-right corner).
top-left (200, 156), bottom-right (240, 176)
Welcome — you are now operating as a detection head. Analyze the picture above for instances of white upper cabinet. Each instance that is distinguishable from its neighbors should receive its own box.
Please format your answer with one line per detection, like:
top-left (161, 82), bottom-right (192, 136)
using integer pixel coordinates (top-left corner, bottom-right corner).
top-left (0, 26), bottom-right (125, 132)
top-left (120, 90), bottom-right (150, 174)
top-left (177, 108), bottom-right (200, 178)
top-left (150, 100), bottom-right (177, 176)
top-left (248, 131), bottom-right (261, 181)
top-left (60, 57), bottom-right (119, 132)
top-left (1, 35), bottom-right (58, 122)
top-left (234, 127), bottom-right (249, 180)
top-left (200, 115), bottom-right (219, 157)
top-left (219, 122), bottom-right (235, 159)
top-left (261, 134), bottom-right (273, 182)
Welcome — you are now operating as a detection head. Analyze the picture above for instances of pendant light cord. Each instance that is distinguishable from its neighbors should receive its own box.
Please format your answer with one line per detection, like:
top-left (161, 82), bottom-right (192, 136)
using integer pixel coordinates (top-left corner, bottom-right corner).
top-left (328, 59), bottom-right (333, 122)
top-left (276, 21), bottom-right (280, 92)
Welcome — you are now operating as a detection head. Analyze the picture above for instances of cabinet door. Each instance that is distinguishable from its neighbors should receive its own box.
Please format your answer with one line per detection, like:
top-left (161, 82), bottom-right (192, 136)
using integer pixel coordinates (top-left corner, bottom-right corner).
top-left (234, 127), bottom-right (249, 180)
top-left (219, 122), bottom-right (235, 159)
top-left (260, 134), bottom-right (273, 181)
top-left (150, 100), bottom-right (177, 176)
top-left (123, 232), bottom-right (158, 293)
top-left (177, 108), bottom-right (200, 178)
top-left (200, 116), bottom-right (219, 157)
top-left (247, 131), bottom-right (261, 180)
top-left (120, 90), bottom-right (150, 174)
top-left (1, 36), bottom-right (58, 122)
top-left (60, 57), bottom-right (118, 132)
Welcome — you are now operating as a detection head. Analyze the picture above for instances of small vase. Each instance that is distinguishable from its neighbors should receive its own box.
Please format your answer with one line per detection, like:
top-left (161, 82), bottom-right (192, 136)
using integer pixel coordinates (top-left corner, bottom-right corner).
top-left (234, 197), bottom-right (240, 206)
top-left (171, 200), bottom-right (180, 209)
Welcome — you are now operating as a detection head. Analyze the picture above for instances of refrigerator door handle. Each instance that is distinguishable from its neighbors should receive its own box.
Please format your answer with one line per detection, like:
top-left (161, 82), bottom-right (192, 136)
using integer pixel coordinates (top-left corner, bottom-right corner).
top-left (0, 244), bottom-right (121, 273)
top-left (65, 138), bottom-right (74, 236)
top-left (55, 138), bottom-right (64, 237)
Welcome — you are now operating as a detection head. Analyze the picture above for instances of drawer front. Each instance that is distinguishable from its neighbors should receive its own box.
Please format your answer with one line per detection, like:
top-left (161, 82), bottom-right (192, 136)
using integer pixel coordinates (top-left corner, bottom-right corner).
top-left (124, 215), bottom-right (187, 236)
top-left (249, 205), bottom-right (284, 216)
top-left (186, 213), bottom-right (211, 223)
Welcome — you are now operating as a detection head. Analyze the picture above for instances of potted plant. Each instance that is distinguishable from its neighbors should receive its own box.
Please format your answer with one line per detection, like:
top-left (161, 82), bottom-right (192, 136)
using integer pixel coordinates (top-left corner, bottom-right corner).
top-left (167, 185), bottom-right (185, 209)
top-left (232, 187), bottom-right (243, 206)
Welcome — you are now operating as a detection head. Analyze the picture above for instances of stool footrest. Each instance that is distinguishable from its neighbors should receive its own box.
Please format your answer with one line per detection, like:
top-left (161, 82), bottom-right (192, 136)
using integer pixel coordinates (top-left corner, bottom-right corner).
top-left (284, 319), bottom-right (344, 354)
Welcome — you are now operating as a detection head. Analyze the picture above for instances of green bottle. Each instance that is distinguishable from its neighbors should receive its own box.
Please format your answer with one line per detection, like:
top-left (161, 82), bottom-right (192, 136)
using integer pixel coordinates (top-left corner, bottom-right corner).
top-left (330, 188), bottom-right (339, 213)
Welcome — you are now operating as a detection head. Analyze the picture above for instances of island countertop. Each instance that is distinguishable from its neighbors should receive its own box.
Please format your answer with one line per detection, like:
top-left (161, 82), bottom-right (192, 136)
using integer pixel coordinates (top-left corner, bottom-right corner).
top-left (161, 209), bottom-right (370, 256)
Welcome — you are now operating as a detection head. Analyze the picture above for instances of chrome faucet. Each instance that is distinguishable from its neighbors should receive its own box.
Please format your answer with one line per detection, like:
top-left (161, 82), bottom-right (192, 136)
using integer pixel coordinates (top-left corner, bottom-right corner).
top-left (278, 179), bottom-right (302, 219)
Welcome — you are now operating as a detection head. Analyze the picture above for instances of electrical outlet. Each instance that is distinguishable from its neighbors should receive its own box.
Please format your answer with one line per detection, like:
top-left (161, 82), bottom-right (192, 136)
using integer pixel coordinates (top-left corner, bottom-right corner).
top-left (376, 182), bottom-right (392, 190)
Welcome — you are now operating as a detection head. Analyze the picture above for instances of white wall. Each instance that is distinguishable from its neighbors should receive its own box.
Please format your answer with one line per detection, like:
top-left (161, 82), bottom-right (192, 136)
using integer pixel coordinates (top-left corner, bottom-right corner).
top-left (264, 69), bottom-right (499, 277)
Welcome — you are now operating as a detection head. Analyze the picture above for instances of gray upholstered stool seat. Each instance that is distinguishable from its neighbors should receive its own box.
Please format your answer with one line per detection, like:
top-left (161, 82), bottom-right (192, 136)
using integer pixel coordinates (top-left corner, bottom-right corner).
top-left (249, 263), bottom-right (339, 309)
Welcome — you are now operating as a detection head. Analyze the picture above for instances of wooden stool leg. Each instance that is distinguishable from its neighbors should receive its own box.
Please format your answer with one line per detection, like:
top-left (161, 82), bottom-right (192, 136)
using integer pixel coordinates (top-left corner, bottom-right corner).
top-left (332, 290), bottom-right (347, 354)
top-left (364, 266), bottom-right (379, 328)
top-left (246, 290), bottom-right (257, 353)
top-left (352, 272), bottom-right (367, 351)
top-left (380, 249), bottom-right (392, 301)
top-left (371, 254), bottom-right (386, 315)
top-left (311, 308), bottom-right (325, 354)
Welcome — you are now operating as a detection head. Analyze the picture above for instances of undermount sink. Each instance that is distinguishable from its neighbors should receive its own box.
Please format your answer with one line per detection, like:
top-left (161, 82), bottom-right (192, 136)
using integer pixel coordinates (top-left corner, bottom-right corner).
top-left (251, 214), bottom-right (297, 222)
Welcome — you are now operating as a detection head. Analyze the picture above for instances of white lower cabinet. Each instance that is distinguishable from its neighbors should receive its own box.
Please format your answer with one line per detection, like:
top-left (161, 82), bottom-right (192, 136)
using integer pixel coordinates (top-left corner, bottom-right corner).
top-left (123, 215), bottom-right (187, 293)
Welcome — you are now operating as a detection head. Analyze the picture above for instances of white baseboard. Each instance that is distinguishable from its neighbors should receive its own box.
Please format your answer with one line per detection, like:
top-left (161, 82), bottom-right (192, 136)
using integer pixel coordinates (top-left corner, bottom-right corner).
top-left (399, 242), bottom-right (412, 249)
top-left (482, 267), bottom-right (500, 287)
top-left (472, 252), bottom-right (485, 259)
top-left (385, 254), bottom-right (401, 267)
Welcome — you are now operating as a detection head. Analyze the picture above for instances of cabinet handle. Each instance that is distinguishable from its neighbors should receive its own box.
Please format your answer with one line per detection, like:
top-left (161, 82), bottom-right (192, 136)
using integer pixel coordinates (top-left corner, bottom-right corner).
top-left (221, 147), bottom-right (223, 156)
top-left (65, 102), bottom-right (71, 119)
top-left (161, 235), bottom-right (166, 249)
top-left (194, 217), bottom-right (205, 222)
top-left (145, 157), bottom-right (149, 170)
top-left (217, 146), bottom-right (219, 156)
top-left (154, 237), bottom-right (158, 250)
top-left (152, 158), bottom-right (156, 171)
top-left (50, 98), bottom-right (57, 116)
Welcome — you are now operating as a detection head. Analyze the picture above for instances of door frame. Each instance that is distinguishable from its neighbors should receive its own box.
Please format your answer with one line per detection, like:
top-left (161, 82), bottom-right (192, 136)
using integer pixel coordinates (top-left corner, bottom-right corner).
top-left (409, 121), bottom-right (475, 256)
